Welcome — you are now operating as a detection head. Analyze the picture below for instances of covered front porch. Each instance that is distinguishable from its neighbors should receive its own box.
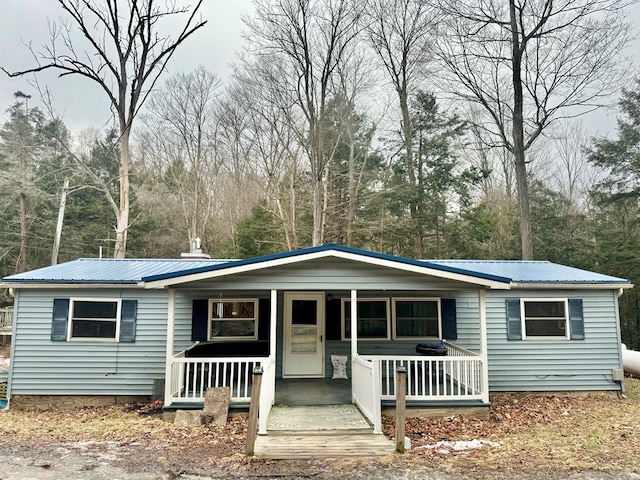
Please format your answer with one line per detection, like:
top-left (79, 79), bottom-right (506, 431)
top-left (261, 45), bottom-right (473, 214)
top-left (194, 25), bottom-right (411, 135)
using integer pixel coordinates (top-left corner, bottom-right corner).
top-left (150, 247), bottom-right (501, 436)
top-left (162, 288), bottom-right (490, 434)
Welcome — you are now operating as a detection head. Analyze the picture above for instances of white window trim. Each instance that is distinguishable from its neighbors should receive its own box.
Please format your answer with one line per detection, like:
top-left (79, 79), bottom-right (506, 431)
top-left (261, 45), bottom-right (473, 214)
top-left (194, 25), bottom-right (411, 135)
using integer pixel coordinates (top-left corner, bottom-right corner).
top-left (67, 297), bottom-right (122, 342)
top-left (208, 298), bottom-right (259, 341)
top-left (520, 298), bottom-right (570, 340)
top-left (341, 297), bottom-right (391, 341)
top-left (392, 297), bottom-right (442, 340)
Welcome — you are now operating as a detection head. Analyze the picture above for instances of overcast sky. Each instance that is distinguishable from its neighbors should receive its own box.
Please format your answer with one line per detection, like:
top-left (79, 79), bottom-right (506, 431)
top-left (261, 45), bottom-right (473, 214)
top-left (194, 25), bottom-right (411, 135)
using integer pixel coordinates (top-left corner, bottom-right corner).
top-left (0, 1), bottom-right (638, 136)
top-left (0, 1), bottom-right (254, 131)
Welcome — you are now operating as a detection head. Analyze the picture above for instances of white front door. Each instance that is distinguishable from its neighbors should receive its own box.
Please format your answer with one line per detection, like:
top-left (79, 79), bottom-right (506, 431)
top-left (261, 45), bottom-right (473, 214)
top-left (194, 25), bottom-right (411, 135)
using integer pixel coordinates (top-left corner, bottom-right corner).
top-left (283, 292), bottom-right (325, 377)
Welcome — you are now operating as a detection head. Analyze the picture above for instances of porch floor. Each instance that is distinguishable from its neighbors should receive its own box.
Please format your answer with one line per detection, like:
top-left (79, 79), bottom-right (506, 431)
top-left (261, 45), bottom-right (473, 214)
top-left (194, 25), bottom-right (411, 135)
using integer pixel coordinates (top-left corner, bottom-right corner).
top-left (275, 378), bottom-right (351, 405)
top-left (267, 404), bottom-right (371, 433)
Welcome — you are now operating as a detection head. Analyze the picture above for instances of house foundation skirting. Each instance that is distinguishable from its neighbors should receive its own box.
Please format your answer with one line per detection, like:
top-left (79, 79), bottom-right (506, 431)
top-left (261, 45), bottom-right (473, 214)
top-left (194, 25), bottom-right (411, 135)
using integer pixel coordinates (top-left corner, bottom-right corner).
top-left (9, 394), bottom-right (151, 410)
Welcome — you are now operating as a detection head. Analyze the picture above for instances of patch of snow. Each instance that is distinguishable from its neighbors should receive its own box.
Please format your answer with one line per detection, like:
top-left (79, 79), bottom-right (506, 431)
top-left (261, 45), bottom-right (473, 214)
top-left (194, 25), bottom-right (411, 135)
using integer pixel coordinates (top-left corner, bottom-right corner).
top-left (416, 439), bottom-right (501, 454)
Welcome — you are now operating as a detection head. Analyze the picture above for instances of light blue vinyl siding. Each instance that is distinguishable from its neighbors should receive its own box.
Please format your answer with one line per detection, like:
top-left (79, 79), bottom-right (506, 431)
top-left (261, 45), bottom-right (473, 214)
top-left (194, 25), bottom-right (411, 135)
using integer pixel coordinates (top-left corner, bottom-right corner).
top-left (181, 258), bottom-right (479, 291)
top-left (486, 290), bottom-right (623, 391)
top-left (10, 288), bottom-right (168, 397)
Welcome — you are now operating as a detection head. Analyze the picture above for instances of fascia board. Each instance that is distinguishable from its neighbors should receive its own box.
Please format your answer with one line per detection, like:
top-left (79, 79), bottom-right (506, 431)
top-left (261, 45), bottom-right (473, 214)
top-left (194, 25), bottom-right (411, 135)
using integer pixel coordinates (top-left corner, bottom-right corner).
top-left (141, 249), bottom-right (512, 289)
top-left (0, 282), bottom-right (140, 289)
top-left (509, 282), bottom-right (634, 290)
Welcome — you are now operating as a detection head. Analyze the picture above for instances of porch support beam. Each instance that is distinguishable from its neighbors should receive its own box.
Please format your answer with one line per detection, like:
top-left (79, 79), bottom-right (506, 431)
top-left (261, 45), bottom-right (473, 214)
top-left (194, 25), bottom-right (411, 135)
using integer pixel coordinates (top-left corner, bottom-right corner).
top-left (164, 288), bottom-right (176, 407)
top-left (478, 289), bottom-right (490, 404)
top-left (350, 289), bottom-right (358, 357)
top-left (269, 289), bottom-right (277, 363)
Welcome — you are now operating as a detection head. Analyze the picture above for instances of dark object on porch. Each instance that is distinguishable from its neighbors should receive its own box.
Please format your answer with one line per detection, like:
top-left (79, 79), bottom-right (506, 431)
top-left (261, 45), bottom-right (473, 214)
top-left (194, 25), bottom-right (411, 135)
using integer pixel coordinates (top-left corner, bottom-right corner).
top-left (185, 340), bottom-right (269, 357)
top-left (415, 342), bottom-right (447, 356)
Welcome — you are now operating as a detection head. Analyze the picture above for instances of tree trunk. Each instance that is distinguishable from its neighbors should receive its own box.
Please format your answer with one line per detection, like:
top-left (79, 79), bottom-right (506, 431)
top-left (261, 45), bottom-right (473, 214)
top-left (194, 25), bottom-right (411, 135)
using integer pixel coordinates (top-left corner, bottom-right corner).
top-left (346, 135), bottom-right (356, 247)
top-left (113, 127), bottom-right (131, 258)
top-left (289, 159), bottom-right (299, 250)
top-left (51, 178), bottom-right (70, 266)
top-left (510, 0), bottom-right (533, 260)
top-left (399, 88), bottom-right (422, 256)
top-left (17, 191), bottom-right (27, 273)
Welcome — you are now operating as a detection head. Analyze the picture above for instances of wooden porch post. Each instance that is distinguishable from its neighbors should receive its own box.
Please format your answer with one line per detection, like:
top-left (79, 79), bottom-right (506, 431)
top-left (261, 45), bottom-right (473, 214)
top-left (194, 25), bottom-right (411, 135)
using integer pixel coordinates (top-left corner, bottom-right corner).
top-left (478, 289), bottom-right (490, 404)
top-left (246, 366), bottom-right (263, 456)
top-left (163, 288), bottom-right (176, 407)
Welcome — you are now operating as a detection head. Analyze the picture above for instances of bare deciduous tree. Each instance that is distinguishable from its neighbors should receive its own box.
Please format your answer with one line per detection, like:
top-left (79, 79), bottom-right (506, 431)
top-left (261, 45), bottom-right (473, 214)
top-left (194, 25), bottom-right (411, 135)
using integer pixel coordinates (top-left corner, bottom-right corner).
top-left (366, 0), bottom-right (437, 253)
top-left (245, 0), bottom-right (365, 246)
top-left (138, 67), bottom-right (221, 248)
top-left (437, 0), bottom-right (633, 259)
top-left (2, 0), bottom-right (206, 257)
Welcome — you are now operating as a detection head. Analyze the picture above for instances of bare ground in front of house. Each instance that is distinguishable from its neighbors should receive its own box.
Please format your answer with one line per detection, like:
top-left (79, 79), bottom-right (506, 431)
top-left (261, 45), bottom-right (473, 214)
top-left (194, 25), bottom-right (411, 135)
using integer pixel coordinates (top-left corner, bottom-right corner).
top-left (1, 379), bottom-right (639, 480)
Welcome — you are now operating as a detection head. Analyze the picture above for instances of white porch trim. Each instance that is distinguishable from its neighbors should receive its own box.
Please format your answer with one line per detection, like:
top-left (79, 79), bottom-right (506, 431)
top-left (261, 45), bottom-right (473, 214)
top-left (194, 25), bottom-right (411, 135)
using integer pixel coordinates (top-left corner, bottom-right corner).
top-left (478, 289), bottom-right (490, 404)
top-left (164, 288), bottom-right (176, 407)
top-left (141, 249), bottom-right (510, 289)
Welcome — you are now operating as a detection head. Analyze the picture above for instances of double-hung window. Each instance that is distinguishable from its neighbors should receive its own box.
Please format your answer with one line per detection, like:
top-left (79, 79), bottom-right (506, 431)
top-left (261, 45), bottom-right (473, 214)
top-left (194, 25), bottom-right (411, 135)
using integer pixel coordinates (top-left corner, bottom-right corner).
top-left (208, 299), bottom-right (258, 340)
top-left (521, 299), bottom-right (569, 339)
top-left (69, 299), bottom-right (120, 340)
top-left (393, 298), bottom-right (441, 339)
top-left (342, 298), bottom-right (390, 340)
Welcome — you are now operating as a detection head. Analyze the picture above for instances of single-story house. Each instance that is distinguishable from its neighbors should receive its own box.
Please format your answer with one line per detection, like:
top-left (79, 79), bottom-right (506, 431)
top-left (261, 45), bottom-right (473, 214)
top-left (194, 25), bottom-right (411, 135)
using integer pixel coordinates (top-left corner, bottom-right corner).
top-left (0, 244), bottom-right (632, 433)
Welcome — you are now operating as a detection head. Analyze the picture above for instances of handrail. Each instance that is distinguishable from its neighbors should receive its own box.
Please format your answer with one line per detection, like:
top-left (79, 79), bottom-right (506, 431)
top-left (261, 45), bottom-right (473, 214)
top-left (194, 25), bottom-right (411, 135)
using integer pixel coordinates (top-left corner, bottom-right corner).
top-left (258, 356), bottom-right (275, 435)
top-left (352, 354), bottom-right (382, 433)
top-left (443, 340), bottom-right (480, 357)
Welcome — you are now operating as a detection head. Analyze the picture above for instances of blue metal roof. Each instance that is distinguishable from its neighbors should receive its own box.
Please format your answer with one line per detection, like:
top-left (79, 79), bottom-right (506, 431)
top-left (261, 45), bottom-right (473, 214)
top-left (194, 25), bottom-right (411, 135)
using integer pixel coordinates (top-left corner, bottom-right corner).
top-left (1, 244), bottom-right (630, 287)
top-left (139, 243), bottom-right (512, 284)
top-left (428, 260), bottom-right (629, 285)
top-left (1, 258), bottom-right (229, 284)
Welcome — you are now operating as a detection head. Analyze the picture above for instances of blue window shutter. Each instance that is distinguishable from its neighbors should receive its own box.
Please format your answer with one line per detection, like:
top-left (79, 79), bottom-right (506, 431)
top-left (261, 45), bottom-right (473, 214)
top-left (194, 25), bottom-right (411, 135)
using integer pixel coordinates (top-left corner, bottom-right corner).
top-left (119, 300), bottom-right (138, 343)
top-left (568, 299), bottom-right (584, 340)
top-left (506, 299), bottom-right (522, 340)
top-left (51, 298), bottom-right (70, 341)
top-left (192, 299), bottom-right (208, 341)
top-left (441, 299), bottom-right (457, 340)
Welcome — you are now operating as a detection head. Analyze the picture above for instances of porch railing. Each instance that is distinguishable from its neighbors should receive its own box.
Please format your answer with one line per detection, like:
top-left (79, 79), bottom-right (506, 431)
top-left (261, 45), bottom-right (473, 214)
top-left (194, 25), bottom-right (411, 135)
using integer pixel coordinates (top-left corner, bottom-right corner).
top-left (361, 343), bottom-right (484, 401)
top-left (0, 308), bottom-right (13, 330)
top-left (352, 354), bottom-right (382, 433)
top-left (168, 352), bottom-right (267, 404)
top-left (258, 357), bottom-right (276, 435)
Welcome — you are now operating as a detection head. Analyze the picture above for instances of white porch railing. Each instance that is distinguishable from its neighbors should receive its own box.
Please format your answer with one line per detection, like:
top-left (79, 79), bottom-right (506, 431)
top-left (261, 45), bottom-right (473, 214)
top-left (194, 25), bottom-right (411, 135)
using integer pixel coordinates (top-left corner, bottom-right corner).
top-left (258, 357), bottom-right (276, 435)
top-left (352, 354), bottom-right (382, 433)
top-left (0, 308), bottom-right (13, 330)
top-left (167, 352), bottom-right (268, 405)
top-left (361, 343), bottom-right (484, 401)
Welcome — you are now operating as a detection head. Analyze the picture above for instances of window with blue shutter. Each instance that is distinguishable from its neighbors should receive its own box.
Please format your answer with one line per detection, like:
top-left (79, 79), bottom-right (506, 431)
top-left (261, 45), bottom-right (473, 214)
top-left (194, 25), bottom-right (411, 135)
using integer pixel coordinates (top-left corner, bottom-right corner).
top-left (52, 298), bottom-right (138, 342)
top-left (507, 298), bottom-right (584, 340)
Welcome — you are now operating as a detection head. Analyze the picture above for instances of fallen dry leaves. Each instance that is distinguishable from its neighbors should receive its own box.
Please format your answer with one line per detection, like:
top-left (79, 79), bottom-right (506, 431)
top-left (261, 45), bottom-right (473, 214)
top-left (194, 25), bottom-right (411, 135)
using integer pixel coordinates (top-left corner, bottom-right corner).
top-left (0, 379), bottom-right (639, 478)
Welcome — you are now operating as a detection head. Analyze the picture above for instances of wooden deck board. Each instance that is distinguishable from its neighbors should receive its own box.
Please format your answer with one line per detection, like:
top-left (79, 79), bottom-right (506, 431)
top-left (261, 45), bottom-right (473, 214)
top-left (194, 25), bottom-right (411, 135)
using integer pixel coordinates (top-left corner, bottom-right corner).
top-left (253, 433), bottom-right (395, 458)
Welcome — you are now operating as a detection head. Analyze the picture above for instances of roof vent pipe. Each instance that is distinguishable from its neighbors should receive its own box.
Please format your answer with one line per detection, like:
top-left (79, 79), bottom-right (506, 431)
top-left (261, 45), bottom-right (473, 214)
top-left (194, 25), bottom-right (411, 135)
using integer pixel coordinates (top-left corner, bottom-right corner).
top-left (181, 237), bottom-right (211, 260)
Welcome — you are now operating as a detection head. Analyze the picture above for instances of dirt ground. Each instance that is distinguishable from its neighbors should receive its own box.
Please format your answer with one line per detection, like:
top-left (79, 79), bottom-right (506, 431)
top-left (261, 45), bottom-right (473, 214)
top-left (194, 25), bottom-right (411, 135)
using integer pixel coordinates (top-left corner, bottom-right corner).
top-left (1, 379), bottom-right (640, 480)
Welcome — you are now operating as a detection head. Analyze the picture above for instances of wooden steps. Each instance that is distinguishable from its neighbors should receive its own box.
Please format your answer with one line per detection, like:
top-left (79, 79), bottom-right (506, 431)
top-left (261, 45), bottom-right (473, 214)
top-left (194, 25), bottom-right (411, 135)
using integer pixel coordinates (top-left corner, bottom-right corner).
top-left (253, 433), bottom-right (395, 458)
top-left (252, 404), bottom-right (395, 458)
